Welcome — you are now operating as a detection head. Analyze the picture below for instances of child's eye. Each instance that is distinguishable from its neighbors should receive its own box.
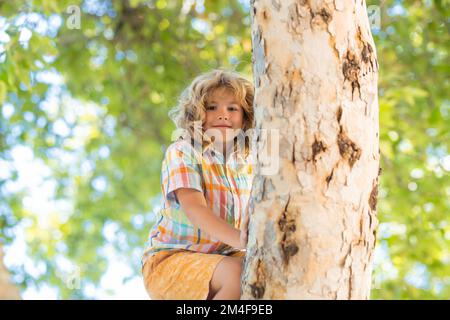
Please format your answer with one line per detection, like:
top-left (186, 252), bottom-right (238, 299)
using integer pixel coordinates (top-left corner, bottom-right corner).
top-left (229, 106), bottom-right (238, 111)
top-left (206, 105), bottom-right (216, 110)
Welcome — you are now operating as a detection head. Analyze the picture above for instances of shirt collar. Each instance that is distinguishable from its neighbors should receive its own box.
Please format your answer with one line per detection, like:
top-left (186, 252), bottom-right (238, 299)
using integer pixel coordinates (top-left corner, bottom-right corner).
top-left (203, 142), bottom-right (247, 165)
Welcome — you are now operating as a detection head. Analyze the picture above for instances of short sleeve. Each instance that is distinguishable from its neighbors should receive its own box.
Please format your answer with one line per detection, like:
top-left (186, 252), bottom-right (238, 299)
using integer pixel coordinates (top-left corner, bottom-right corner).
top-left (161, 142), bottom-right (204, 206)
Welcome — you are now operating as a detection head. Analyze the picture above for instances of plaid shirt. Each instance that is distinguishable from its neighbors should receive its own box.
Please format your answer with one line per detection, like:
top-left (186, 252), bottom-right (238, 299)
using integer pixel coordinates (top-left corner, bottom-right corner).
top-left (142, 138), bottom-right (254, 265)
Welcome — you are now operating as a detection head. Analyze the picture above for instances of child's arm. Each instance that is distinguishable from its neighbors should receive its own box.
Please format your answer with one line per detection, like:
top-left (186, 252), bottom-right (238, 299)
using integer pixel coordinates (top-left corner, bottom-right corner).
top-left (175, 188), bottom-right (243, 249)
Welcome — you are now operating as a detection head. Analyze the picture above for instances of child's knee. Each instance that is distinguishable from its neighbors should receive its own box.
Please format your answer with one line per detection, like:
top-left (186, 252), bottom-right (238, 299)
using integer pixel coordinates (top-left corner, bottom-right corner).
top-left (214, 257), bottom-right (242, 283)
top-left (230, 257), bottom-right (243, 275)
top-left (228, 259), bottom-right (243, 290)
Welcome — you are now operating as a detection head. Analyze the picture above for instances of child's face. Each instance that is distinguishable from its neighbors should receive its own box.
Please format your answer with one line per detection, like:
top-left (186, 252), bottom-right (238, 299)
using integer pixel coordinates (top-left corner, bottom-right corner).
top-left (203, 87), bottom-right (244, 143)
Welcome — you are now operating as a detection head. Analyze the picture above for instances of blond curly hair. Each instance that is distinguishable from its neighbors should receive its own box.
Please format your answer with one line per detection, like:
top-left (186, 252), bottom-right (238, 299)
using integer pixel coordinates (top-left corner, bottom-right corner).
top-left (169, 68), bottom-right (254, 156)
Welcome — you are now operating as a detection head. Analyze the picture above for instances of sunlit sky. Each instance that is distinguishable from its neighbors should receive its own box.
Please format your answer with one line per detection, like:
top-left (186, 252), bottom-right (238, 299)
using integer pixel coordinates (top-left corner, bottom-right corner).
top-left (2, 88), bottom-right (149, 300)
top-left (2, 152), bottom-right (149, 299)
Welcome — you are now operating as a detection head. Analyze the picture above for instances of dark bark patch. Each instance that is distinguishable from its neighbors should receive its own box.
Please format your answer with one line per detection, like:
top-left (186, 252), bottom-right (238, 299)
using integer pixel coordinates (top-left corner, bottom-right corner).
top-left (280, 238), bottom-right (299, 265)
top-left (372, 228), bottom-right (377, 247)
top-left (283, 243), bottom-right (299, 257)
top-left (369, 182), bottom-right (378, 211)
top-left (278, 197), bottom-right (298, 264)
top-left (361, 42), bottom-right (373, 64)
top-left (326, 168), bottom-right (334, 187)
top-left (337, 105), bottom-right (343, 123)
top-left (357, 26), bottom-right (376, 72)
top-left (342, 51), bottom-right (361, 100)
top-left (250, 258), bottom-right (266, 299)
top-left (337, 131), bottom-right (361, 168)
top-left (278, 214), bottom-right (296, 233)
top-left (318, 8), bottom-right (331, 23)
top-left (292, 136), bottom-right (296, 163)
top-left (250, 283), bottom-right (265, 299)
top-left (312, 139), bottom-right (327, 162)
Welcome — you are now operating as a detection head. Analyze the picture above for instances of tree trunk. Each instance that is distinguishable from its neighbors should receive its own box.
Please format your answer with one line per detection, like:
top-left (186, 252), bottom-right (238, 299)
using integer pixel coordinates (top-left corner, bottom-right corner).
top-left (242, 0), bottom-right (380, 299)
top-left (0, 245), bottom-right (21, 299)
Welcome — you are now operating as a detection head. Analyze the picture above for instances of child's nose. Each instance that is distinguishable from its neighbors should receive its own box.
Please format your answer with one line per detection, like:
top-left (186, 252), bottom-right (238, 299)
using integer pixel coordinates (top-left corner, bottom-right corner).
top-left (217, 114), bottom-right (229, 121)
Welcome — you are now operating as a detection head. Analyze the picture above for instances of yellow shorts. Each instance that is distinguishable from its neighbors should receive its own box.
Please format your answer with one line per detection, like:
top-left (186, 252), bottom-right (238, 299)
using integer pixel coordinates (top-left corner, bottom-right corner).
top-left (142, 249), bottom-right (246, 300)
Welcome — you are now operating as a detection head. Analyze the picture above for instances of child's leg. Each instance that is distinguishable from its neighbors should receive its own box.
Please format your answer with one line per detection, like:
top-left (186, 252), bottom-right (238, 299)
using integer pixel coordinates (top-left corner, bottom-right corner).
top-left (207, 256), bottom-right (243, 300)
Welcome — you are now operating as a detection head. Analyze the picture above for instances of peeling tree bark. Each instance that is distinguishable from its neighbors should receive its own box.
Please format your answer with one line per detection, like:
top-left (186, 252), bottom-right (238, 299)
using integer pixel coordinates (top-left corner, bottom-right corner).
top-left (242, 0), bottom-right (380, 299)
top-left (0, 246), bottom-right (21, 300)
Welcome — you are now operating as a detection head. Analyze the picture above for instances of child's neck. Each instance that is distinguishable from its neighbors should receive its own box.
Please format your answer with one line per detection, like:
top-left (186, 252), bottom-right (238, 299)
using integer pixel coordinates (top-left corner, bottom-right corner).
top-left (212, 140), bottom-right (235, 161)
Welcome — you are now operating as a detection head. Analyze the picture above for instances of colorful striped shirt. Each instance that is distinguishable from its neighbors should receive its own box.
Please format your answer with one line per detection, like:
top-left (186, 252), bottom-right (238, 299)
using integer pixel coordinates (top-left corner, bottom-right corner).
top-left (142, 138), bottom-right (254, 266)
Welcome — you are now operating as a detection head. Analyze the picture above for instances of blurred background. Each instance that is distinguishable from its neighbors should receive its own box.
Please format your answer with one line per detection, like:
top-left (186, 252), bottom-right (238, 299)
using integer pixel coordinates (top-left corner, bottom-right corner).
top-left (0, 0), bottom-right (448, 299)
